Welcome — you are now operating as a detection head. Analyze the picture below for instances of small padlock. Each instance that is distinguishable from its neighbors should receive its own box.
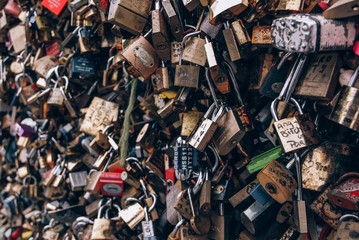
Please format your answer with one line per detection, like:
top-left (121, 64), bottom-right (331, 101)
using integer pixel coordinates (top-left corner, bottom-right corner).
top-left (187, 103), bottom-right (224, 152)
top-left (91, 205), bottom-right (112, 240)
top-left (21, 175), bottom-right (38, 199)
top-left (47, 77), bottom-right (68, 106)
top-left (152, 0), bottom-right (171, 61)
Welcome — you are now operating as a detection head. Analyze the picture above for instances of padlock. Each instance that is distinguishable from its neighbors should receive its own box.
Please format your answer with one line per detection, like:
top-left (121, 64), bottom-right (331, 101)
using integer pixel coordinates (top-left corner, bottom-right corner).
top-left (69, 171), bottom-right (88, 191)
top-left (181, 111), bottom-right (204, 137)
top-left (208, 203), bottom-right (230, 239)
top-left (276, 0), bottom-right (304, 11)
top-left (80, 97), bottom-right (119, 136)
top-left (187, 188), bottom-right (211, 235)
top-left (91, 205), bottom-right (112, 240)
top-left (271, 14), bottom-right (356, 52)
top-left (295, 53), bottom-right (341, 100)
top-left (251, 25), bottom-right (272, 47)
top-left (47, 77), bottom-right (68, 106)
top-left (33, 55), bottom-right (58, 78)
top-left (162, 0), bottom-right (184, 42)
top-left (334, 214), bottom-right (359, 240)
top-left (152, 0), bottom-right (171, 61)
top-left (231, 19), bottom-right (251, 46)
top-left (119, 202), bottom-right (145, 229)
top-left (9, 24), bottom-right (26, 54)
top-left (171, 41), bottom-right (183, 65)
top-left (329, 66), bottom-right (359, 132)
top-left (328, 173), bottom-right (359, 211)
top-left (271, 97), bottom-right (319, 153)
top-left (14, 73), bottom-right (36, 105)
top-left (107, 0), bottom-right (151, 35)
top-left (187, 102), bottom-right (224, 152)
top-left (209, 0), bottom-right (248, 25)
top-left (180, 31), bottom-right (207, 67)
top-left (173, 137), bottom-right (199, 181)
top-left (99, 171), bottom-right (124, 197)
top-left (78, 27), bottom-right (99, 54)
top-left (222, 21), bottom-right (241, 62)
top-left (174, 58), bottom-right (200, 88)
top-left (21, 175), bottom-right (38, 199)
top-left (257, 160), bottom-right (297, 204)
top-left (152, 61), bottom-right (171, 92)
top-left (122, 35), bottom-right (160, 81)
top-left (42, 0), bottom-right (67, 15)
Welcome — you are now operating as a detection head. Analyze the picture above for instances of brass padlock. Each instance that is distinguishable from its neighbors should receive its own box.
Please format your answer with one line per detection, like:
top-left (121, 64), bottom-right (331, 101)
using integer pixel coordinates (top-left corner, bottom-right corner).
top-left (80, 97), bottom-right (119, 136)
top-left (162, 0), bottom-right (184, 42)
top-left (329, 66), bottom-right (359, 132)
top-left (257, 160), bottom-right (297, 204)
top-left (33, 55), bottom-right (58, 78)
top-left (122, 36), bottom-right (160, 81)
top-left (181, 31), bottom-right (207, 67)
top-left (181, 111), bottom-right (204, 137)
top-left (78, 27), bottom-right (99, 54)
top-left (231, 19), bottom-right (251, 46)
top-left (152, 0), bottom-right (171, 61)
top-left (107, 0), bottom-right (151, 35)
top-left (251, 25), bottom-right (272, 47)
top-left (91, 205), bottom-right (112, 240)
top-left (295, 53), bottom-right (340, 100)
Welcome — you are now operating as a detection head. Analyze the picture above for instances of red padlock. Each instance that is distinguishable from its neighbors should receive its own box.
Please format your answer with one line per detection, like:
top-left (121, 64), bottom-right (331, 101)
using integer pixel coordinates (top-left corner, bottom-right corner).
top-left (42, 0), bottom-right (67, 16)
top-left (4, 0), bottom-right (20, 17)
top-left (100, 171), bottom-right (125, 197)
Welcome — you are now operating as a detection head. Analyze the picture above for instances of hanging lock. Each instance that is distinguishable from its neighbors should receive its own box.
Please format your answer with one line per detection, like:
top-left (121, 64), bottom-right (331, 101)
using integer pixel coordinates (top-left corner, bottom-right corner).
top-left (271, 97), bottom-right (319, 153)
top-left (222, 21), bottom-right (241, 62)
top-left (271, 14), bottom-right (356, 52)
top-left (174, 137), bottom-right (199, 181)
top-left (187, 102), bottom-right (224, 152)
top-left (14, 73), bottom-right (36, 105)
top-left (329, 66), bottom-right (359, 132)
top-left (152, 0), bottom-right (171, 61)
top-left (21, 175), bottom-right (38, 199)
top-left (47, 76), bottom-right (69, 107)
top-left (91, 205), bottom-right (113, 240)
top-left (122, 34), bottom-right (160, 82)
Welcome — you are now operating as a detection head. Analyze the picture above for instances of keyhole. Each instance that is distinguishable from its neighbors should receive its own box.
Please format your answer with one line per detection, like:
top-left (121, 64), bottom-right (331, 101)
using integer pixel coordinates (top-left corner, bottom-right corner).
top-left (266, 183), bottom-right (277, 194)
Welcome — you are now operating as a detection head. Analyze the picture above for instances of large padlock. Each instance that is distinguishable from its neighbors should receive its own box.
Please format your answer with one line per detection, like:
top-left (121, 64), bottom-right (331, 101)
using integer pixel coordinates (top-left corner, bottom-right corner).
top-left (271, 97), bottom-right (319, 153)
top-left (121, 36), bottom-right (160, 81)
top-left (329, 66), bottom-right (359, 132)
top-left (257, 160), bottom-right (297, 204)
top-left (334, 214), bottom-right (359, 240)
top-left (271, 14), bottom-right (356, 52)
top-left (209, 0), bottom-right (248, 25)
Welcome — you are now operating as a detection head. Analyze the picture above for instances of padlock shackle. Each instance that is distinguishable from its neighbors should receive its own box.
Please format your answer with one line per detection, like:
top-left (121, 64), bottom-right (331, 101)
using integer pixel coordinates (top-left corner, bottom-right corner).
top-left (270, 97), bottom-right (303, 122)
top-left (206, 144), bottom-right (219, 173)
top-left (223, 61), bottom-right (244, 106)
top-left (339, 214), bottom-right (359, 223)
top-left (348, 66), bottom-right (359, 87)
top-left (179, 31), bottom-right (201, 65)
top-left (192, 170), bottom-right (205, 195)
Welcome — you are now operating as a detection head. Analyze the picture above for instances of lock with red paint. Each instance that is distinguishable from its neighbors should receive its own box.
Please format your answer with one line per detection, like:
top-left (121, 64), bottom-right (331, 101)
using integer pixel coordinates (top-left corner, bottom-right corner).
top-left (100, 171), bottom-right (125, 197)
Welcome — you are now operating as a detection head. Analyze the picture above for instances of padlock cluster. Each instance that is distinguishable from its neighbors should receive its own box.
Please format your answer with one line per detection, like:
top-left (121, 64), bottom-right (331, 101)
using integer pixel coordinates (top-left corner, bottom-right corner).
top-left (0, 0), bottom-right (358, 239)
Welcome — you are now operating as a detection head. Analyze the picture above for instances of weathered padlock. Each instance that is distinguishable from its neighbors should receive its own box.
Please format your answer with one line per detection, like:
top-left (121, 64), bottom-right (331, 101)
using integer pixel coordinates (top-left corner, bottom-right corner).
top-left (257, 160), bottom-right (297, 204)
top-left (295, 53), bottom-right (341, 100)
top-left (107, 0), bottom-right (151, 35)
top-left (162, 0), bottom-right (184, 42)
top-left (329, 66), bottom-right (359, 132)
top-left (78, 27), bottom-right (99, 54)
top-left (122, 35), bottom-right (160, 81)
top-left (21, 175), bottom-right (38, 199)
top-left (328, 172), bottom-right (359, 211)
top-left (251, 25), bottom-right (272, 47)
top-left (47, 77), bottom-right (68, 106)
top-left (271, 14), bottom-right (356, 52)
top-left (223, 21), bottom-right (241, 62)
top-left (180, 31), bottom-right (207, 67)
top-left (80, 97), bottom-right (119, 136)
top-left (211, 66), bottom-right (247, 155)
top-left (271, 97), bottom-right (319, 153)
top-left (91, 205), bottom-right (112, 240)
top-left (334, 214), bottom-right (359, 240)
top-left (14, 73), bottom-right (36, 105)
top-left (152, 0), bottom-right (171, 61)
top-left (187, 103), bottom-right (224, 152)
